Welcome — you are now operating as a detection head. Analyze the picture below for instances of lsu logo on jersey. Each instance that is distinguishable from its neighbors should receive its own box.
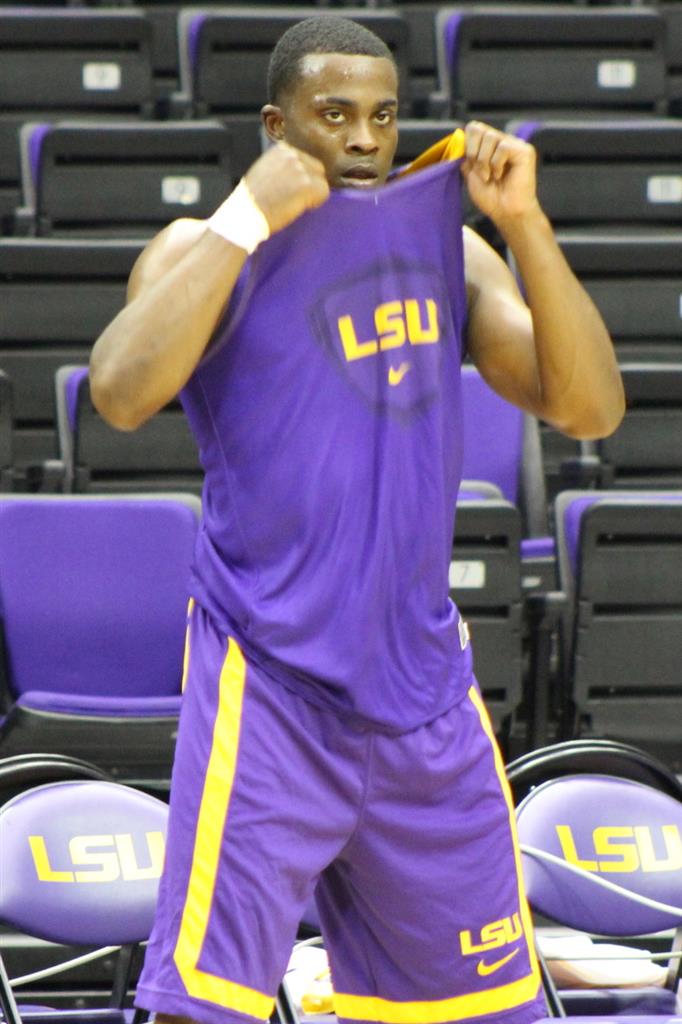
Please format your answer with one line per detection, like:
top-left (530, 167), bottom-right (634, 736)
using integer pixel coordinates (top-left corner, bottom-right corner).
top-left (309, 260), bottom-right (456, 416)
top-left (556, 824), bottom-right (682, 873)
top-left (338, 298), bottom-right (440, 362)
top-left (29, 830), bottom-right (165, 883)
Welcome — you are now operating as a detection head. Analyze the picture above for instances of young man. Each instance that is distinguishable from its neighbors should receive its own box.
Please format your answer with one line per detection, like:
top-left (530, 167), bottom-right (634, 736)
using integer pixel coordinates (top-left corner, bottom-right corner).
top-left (90, 16), bottom-right (624, 1024)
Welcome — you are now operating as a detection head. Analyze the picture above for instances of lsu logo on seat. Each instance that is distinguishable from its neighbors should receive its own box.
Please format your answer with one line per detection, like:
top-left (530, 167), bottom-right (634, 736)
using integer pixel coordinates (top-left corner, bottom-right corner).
top-left (309, 260), bottom-right (454, 416)
top-left (556, 824), bottom-right (682, 873)
top-left (29, 831), bottom-right (165, 883)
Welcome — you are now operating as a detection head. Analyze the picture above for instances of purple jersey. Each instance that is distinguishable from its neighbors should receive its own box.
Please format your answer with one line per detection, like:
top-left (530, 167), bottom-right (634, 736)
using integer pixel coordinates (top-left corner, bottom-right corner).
top-left (180, 160), bottom-right (471, 732)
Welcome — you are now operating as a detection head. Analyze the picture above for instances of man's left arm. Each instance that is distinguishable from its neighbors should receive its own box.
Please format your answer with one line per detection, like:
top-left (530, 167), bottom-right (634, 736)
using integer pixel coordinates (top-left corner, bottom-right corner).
top-left (461, 121), bottom-right (625, 440)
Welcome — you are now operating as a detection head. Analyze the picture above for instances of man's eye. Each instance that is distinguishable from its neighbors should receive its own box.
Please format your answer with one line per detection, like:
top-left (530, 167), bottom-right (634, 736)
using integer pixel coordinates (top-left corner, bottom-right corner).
top-left (324, 110), bottom-right (344, 123)
top-left (375, 111), bottom-right (394, 125)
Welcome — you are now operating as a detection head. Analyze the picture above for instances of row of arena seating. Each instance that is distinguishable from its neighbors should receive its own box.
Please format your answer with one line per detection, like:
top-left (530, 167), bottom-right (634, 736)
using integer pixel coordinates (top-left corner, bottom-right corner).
top-left (0, 445), bottom-right (681, 775)
top-left (2, 227), bottom-right (681, 493)
top-left (3, 4), bottom-right (682, 235)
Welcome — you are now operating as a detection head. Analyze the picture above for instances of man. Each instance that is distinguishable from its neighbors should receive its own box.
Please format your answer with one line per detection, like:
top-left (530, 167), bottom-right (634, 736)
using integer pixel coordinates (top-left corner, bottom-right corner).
top-left (90, 16), bottom-right (624, 1024)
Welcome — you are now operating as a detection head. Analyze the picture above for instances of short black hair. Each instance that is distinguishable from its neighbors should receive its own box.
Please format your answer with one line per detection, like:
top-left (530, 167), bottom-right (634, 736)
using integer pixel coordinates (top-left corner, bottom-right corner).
top-left (267, 16), bottom-right (395, 104)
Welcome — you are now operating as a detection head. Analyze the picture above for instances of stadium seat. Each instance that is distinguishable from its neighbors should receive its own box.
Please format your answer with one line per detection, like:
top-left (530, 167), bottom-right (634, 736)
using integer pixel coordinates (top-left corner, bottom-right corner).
top-left (556, 231), bottom-right (682, 365)
top-left (54, 366), bottom-right (203, 494)
top-left (450, 496), bottom-right (525, 751)
top-left (177, 7), bottom-right (411, 114)
top-left (433, 5), bottom-right (667, 124)
top-left (0, 238), bottom-right (143, 482)
top-left (508, 119), bottom-right (682, 231)
top-left (0, 779), bottom-right (167, 1024)
top-left (0, 9), bottom-right (156, 237)
top-left (517, 772), bottom-right (682, 1018)
top-left (17, 120), bottom-right (239, 238)
top-left (586, 363), bottom-right (682, 490)
top-left (461, 365), bottom-right (555, 592)
top-left (554, 490), bottom-right (682, 771)
top-left (0, 492), bottom-right (201, 792)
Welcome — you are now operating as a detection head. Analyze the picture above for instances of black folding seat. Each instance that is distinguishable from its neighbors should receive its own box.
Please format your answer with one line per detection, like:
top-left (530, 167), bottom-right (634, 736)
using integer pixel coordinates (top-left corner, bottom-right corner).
top-left (55, 366), bottom-right (203, 495)
top-left (0, 238), bottom-right (143, 482)
top-left (175, 5), bottom-right (412, 168)
top-left (450, 496), bottom-right (525, 753)
top-left (588, 363), bottom-right (682, 491)
top-left (555, 490), bottom-right (682, 770)
top-left (434, 5), bottom-right (667, 125)
top-left (556, 231), bottom-right (682, 364)
top-left (508, 119), bottom-right (682, 231)
top-left (17, 119), bottom-right (238, 237)
top-left (0, 10), bottom-right (155, 235)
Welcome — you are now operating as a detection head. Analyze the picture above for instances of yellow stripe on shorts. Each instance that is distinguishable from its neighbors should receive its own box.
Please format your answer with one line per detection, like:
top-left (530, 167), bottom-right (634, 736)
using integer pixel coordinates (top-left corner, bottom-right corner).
top-left (173, 636), bottom-right (275, 1020)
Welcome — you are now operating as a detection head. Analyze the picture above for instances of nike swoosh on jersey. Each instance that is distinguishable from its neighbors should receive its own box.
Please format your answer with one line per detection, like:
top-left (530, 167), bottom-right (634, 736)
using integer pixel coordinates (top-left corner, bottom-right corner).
top-left (388, 362), bottom-right (411, 386)
top-left (476, 948), bottom-right (520, 977)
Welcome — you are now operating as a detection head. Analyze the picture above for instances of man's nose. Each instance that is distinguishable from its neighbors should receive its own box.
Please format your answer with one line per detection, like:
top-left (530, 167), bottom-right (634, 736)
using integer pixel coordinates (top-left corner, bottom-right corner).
top-left (345, 122), bottom-right (379, 153)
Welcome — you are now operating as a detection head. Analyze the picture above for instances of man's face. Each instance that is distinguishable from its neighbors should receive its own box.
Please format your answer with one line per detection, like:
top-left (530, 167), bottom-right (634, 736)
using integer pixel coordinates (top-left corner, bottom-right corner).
top-left (263, 52), bottom-right (399, 189)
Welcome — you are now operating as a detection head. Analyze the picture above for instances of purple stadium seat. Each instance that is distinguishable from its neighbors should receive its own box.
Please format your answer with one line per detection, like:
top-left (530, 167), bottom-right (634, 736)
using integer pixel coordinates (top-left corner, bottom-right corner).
top-left (0, 493), bottom-right (201, 790)
top-left (461, 364), bottom-right (555, 592)
top-left (0, 779), bottom-right (167, 1024)
top-left (517, 773), bottom-right (682, 1019)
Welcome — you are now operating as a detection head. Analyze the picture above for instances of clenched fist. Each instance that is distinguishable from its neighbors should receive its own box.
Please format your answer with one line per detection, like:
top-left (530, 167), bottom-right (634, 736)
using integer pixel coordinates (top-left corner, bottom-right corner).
top-left (244, 143), bottom-right (331, 236)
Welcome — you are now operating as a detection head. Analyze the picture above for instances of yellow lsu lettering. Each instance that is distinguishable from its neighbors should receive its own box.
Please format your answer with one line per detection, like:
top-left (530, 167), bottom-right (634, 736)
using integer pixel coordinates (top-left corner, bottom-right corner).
top-left (556, 824), bottom-right (682, 873)
top-left (28, 831), bottom-right (165, 883)
top-left (459, 912), bottom-right (522, 955)
top-left (338, 298), bottom-right (440, 362)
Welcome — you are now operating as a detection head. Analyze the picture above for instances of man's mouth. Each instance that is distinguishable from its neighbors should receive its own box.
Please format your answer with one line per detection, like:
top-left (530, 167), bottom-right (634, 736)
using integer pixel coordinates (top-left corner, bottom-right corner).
top-left (339, 164), bottom-right (379, 188)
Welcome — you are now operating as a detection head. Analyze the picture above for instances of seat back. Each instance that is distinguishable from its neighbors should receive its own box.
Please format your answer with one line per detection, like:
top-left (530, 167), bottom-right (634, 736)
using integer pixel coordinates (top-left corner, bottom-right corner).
top-left (0, 780), bottom-right (167, 945)
top-left (0, 239), bottom-right (142, 480)
top-left (555, 490), bottom-right (682, 768)
top-left (517, 773), bottom-right (682, 935)
top-left (55, 366), bottom-right (203, 493)
top-left (596, 363), bottom-right (682, 488)
top-left (0, 9), bottom-right (155, 226)
top-left (510, 119), bottom-right (682, 229)
top-left (0, 493), bottom-right (200, 701)
top-left (557, 231), bottom-right (682, 364)
top-left (0, 11), bottom-right (154, 114)
top-left (451, 496), bottom-right (523, 746)
top-left (436, 5), bottom-right (666, 122)
top-left (461, 365), bottom-right (548, 537)
top-left (20, 119), bottom-right (237, 237)
top-left (178, 7), bottom-right (411, 114)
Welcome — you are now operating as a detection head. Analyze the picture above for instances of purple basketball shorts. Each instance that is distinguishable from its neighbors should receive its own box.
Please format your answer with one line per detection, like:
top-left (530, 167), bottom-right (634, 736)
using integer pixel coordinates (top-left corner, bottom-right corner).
top-left (136, 603), bottom-right (546, 1024)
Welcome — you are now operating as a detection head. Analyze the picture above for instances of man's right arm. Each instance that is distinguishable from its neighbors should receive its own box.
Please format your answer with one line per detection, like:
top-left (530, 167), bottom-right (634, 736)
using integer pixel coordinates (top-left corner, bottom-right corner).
top-left (89, 143), bottom-right (329, 431)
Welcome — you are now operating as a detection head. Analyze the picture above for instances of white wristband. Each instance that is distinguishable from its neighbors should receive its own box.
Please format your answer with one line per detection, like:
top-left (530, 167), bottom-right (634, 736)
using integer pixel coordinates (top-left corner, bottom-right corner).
top-left (206, 179), bottom-right (270, 255)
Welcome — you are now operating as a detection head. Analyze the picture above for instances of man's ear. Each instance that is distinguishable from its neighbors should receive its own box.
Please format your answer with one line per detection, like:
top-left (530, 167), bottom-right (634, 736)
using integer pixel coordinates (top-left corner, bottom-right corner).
top-left (261, 104), bottom-right (285, 142)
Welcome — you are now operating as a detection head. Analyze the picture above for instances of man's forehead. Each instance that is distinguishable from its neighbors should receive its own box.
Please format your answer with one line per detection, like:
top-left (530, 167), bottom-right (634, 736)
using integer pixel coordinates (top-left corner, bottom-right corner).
top-left (296, 52), bottom-right (398, 95)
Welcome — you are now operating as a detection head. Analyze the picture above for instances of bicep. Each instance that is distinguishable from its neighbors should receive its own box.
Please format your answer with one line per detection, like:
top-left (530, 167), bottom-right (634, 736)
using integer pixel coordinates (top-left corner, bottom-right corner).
top-left (463, 228), bottom-right (541, 415)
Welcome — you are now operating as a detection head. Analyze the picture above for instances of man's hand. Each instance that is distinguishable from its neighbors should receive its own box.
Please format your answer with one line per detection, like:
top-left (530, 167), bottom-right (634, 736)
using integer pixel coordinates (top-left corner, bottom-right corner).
top-left (244, 142), bottom-right (330, 235)
top-left (461, 121), bottom-right (540, 228)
